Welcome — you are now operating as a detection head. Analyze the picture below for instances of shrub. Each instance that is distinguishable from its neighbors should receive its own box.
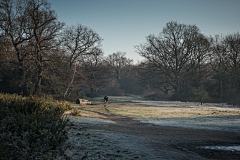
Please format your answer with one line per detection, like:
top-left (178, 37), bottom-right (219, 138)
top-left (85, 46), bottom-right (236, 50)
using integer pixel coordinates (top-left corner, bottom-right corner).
top-left (0, 93), bottom-right (70, 159)
top-left (71, 108), bottom-right (81, 116)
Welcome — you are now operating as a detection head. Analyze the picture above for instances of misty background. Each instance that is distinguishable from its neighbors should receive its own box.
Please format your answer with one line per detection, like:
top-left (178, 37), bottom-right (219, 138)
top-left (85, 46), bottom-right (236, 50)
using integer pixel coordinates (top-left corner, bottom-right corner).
top-left (0, 0), bottom-right (240, 105)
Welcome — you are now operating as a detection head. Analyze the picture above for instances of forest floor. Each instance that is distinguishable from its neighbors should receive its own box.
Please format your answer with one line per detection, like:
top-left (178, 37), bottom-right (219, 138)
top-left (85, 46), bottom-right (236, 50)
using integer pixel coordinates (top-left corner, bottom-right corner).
top-left (61, 97), bottom-right (240, 160)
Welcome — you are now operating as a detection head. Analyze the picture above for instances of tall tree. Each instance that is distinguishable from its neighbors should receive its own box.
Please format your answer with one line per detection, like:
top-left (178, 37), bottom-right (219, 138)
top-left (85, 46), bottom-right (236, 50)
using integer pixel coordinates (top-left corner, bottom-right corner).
top-left (223, 33), bottom-right (240, 105)
top-left (209, 35), bottom-right (228, 102)
top-left (106, 52), bottom-right (133, 81)
top-left (0, 34), bottom-right (16, 93)
top-left (25, 0), bottom-right (64, 95)
top-left (81, 48), bottom-right (109, 96)
top-left (62, 23), bottom-right (102, 100)
top-left (136, 21), bottom-right (210, 99)
top-left (105, 52), bottom-right (133, 95)
top-left (210, 33), bottom-right (240, 104)
top-left (0, 0), bottom-right (33, 89)
top-left (137, 60), bottom-right (172, 95)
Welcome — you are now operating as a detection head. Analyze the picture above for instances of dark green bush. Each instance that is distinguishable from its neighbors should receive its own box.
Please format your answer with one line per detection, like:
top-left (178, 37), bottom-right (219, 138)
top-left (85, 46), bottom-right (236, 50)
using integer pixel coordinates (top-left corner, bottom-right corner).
top-left (0, 93), bottom-right (70, 159)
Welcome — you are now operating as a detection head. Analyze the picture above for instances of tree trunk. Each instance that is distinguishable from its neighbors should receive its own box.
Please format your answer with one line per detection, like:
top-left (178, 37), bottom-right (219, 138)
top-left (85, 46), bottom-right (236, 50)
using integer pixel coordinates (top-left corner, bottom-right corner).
top-left (220, 79), bottom-right (223, 102)
top-left (64, 64), bottom-right (77, 101)
top-left (35, 55), bottom-right (43, 95)
top-left (16, 49), bottom-right (25, 87)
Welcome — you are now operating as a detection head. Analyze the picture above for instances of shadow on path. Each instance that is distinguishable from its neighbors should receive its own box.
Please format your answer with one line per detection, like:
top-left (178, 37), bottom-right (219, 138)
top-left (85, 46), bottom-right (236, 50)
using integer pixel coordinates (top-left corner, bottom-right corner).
top-left (80, 106), bottom-right (142, 125)
top-left (74, 105), bottom-right (240, 160)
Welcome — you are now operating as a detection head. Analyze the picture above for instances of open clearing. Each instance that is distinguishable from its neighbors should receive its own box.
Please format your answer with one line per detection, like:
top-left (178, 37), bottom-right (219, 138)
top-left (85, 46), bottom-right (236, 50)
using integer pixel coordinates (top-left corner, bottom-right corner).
top-left (62, 96), bottom-right (240, 160)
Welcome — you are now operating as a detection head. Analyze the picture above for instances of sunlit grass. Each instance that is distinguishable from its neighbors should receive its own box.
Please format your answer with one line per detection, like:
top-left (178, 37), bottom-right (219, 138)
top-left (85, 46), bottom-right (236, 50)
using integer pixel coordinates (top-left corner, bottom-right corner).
top-left (86, 106), bottom-right (108, 114)
top-left (87, 105), bottom-right (240, 119)
top-left (88, 99), bottom-right (103, 105)
top-left (68, 108), bottom-right (107, 119)
top-left (67, 99), bottom-right (102, 106)
top-left (67, 101), bottom-right (82, 107)
top-left (80, 109), bottom-right (107, 118)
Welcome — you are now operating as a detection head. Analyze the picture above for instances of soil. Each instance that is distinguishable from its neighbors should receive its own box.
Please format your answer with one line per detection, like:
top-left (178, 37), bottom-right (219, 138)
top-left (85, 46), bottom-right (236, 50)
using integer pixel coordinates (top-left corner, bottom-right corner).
top-left (60, 100), bottom-right (240, 160)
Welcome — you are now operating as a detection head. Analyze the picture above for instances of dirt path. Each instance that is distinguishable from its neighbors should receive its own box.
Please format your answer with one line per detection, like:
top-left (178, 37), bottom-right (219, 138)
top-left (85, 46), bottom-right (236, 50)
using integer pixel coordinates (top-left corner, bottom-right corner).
top-left (63, 103), bottom-right (240, 160)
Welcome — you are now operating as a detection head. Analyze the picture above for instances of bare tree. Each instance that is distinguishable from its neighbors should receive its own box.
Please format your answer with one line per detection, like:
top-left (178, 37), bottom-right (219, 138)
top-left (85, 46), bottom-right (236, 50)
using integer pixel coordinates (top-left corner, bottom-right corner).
top-left (81, 48), bottom-right (109, 96)
top-left (0, 0), bottom-right (33, 86)
top-left (24, 0), bottom-right (64, 95)
top-left (62, 24), bottom-right (102, 100)
top-left (63, 24), bottom-right (102, 68)
top-left (104, 52), bottom-right (133, 95)
top-left (136, 21), bottom-right (210, 98)
top-left (0, 34), bottom-right (15, 92)
top-left (119, 62), bottom-right (145, 95)
top-left (137, 60), bottom-right (172, 95)
top-left (210, 33), bottom-right (240, 105)
top-left (106, 51), bottom-right (133, 81)
top-left (209, 35), bottom-right (228, 101)
top-left (223, 33), bottom-right (240, 105)
top-left (224, 33), bottom-right (240, 81)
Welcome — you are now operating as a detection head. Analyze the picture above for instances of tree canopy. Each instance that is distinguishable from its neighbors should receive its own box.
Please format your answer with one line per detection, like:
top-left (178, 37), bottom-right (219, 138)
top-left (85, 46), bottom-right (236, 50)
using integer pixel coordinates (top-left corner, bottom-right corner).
top-left (0, 1), bottom-right (239, 105)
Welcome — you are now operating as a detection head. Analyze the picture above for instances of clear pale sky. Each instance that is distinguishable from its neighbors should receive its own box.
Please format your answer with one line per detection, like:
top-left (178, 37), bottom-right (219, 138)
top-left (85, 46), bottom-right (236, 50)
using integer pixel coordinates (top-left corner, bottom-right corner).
top-left (48, 0), bottom-right (240, 63)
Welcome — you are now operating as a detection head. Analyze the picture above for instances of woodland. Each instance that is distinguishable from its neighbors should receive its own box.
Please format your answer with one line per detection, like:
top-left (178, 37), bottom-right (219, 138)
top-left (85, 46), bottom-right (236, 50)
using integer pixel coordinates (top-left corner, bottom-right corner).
top-left (0, 0), bottom-right (240, 159)
top-left (0, 0), bottom-right (240, 105)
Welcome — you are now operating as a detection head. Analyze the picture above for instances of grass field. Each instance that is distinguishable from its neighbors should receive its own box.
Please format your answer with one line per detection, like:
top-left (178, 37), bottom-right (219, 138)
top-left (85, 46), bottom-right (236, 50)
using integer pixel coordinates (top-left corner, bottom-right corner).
top-left (86, 105), bottom-right (240, 118)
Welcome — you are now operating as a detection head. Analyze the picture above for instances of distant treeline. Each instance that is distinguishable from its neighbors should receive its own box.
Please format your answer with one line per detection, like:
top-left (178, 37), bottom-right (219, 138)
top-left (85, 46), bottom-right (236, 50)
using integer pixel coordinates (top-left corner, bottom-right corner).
top-left (136, 22), bottom-right (240, 105)
top-left (0, 0), bottom-right (239, 105)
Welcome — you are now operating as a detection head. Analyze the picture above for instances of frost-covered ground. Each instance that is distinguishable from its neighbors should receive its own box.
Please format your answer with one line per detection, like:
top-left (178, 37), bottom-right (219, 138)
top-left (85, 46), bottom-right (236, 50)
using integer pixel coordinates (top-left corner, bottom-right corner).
top-left (135, 116), bottom-right (240, 133)
top-left (104, 96), bottom-right (240, 133)
top-left (107, 96), bottom-right (239, 109)
top-left (198, 145), bottom-right (240, 152)
top-left (63, 96), bottom-right (240, 158)
top-left (104, 96), bottom-right (240, 153)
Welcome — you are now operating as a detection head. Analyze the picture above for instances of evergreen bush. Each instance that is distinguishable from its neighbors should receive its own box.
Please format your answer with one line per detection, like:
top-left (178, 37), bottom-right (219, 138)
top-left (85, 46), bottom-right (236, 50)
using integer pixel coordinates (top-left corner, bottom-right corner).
top-left (0, 93), bottom-right (70, 159)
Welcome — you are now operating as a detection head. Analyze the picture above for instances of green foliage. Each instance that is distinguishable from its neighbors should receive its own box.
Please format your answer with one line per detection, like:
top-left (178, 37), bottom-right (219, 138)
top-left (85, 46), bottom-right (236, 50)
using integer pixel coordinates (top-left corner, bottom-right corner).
top-left (0, 93), bottom-right (70, 159)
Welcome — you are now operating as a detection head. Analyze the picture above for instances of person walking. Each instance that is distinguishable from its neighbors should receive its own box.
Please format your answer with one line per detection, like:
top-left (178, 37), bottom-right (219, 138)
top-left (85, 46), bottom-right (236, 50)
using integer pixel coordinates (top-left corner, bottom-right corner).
top-left (104, 95), bottom-right (108, 107)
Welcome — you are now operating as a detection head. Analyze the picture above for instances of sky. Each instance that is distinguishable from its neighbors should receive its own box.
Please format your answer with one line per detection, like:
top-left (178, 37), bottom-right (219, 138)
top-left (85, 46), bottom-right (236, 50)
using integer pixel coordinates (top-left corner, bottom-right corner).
top-left (48, 0), bottom-right (240, 63)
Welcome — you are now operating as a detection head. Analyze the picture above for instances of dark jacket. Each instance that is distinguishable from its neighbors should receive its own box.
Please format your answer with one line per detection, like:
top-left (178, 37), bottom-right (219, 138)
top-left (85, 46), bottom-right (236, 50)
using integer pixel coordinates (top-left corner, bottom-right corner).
top-left (104, 96), bottom-right (108, 102)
